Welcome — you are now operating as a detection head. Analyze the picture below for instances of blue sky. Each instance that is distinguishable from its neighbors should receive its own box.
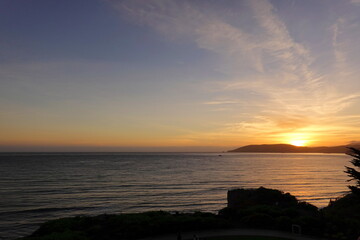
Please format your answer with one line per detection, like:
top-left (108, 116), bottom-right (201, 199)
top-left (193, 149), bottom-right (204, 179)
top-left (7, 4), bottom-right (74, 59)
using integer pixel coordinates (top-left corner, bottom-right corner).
top-left (2, 0), bottom-right (360, 151)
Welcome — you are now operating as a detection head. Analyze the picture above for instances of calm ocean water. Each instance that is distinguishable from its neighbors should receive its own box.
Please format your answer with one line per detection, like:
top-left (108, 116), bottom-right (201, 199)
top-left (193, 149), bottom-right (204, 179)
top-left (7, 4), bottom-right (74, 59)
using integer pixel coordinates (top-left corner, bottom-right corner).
top-left (0, 152), bottom-right (351, 239)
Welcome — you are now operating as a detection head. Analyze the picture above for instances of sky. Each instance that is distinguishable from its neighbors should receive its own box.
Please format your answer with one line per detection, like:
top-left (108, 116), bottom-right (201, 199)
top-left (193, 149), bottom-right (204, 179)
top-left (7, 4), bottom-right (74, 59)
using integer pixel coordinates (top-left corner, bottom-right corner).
top-left (2, 0), bottom-right (360, 152)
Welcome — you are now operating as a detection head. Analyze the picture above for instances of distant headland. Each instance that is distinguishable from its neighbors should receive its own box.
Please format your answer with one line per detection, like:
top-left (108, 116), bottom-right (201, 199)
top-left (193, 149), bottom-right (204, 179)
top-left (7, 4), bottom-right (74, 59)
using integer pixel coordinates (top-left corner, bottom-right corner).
top-left (228, 144), bottom-right (360, 153)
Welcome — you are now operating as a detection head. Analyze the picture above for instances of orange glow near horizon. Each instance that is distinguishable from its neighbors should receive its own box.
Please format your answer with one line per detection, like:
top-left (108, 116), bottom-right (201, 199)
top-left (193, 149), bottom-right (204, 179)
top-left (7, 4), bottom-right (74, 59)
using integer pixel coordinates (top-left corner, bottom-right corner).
top-left (281, 132), bottom-right (315, 147)
top-left (0, 121), bottom-right (354, 151)
top-left (289, 139), bottom-right (308, 147)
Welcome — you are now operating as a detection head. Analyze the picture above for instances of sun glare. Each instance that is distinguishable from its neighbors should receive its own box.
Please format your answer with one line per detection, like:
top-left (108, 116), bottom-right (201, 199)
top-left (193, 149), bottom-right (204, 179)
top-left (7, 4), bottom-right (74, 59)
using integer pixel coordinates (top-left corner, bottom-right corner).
top-left (289, 139), bottom-right (307, 147)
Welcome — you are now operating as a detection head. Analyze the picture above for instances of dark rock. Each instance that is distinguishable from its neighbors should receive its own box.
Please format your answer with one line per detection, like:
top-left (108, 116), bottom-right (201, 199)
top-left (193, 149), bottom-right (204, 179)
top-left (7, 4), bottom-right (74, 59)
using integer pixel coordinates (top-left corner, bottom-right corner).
top-left (227, 187), bottom-right (298, 209)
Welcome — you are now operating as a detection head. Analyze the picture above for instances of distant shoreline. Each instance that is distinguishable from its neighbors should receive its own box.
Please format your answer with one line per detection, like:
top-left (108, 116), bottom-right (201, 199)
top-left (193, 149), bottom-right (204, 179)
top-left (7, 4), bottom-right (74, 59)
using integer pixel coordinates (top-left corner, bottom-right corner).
top-left (228, 143), bottom-right (359, 153)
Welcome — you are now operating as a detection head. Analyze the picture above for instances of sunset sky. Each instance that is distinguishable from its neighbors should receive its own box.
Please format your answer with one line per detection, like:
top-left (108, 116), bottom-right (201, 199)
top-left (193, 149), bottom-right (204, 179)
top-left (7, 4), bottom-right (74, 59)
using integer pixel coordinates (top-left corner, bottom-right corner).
top-left (2, 0), bottom-right (360, 151)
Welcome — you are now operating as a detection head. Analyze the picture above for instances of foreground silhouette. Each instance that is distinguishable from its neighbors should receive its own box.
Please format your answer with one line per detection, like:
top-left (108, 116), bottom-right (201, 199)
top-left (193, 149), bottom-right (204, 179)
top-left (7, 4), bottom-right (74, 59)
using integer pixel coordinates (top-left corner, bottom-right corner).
top-left (18, 187), bottom-right (360, 240)
top-left (345, 147), bottom-right (360, 195)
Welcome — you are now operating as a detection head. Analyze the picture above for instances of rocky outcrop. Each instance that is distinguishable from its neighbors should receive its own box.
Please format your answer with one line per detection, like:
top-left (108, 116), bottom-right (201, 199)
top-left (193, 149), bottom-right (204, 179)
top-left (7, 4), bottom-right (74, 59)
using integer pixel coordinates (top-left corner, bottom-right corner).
top-left (227, 187), bottom-right (298, 209)
top-left (220, 187), bottom-right (321, 235)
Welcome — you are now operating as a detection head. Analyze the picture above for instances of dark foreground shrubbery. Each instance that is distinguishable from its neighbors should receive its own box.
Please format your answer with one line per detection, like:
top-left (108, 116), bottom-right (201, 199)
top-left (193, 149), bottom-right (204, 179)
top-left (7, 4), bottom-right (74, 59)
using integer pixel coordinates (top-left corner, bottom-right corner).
top-left (18, 187), bottom-right (360, 240)
top-left (19, 211), bottom-right (232, 240)
top-left (219, 187), bottom-right (360, 240)
top-left (322, 193), bottom-right (360, 240)
top-left (219, 187), bottom-right (322, 236)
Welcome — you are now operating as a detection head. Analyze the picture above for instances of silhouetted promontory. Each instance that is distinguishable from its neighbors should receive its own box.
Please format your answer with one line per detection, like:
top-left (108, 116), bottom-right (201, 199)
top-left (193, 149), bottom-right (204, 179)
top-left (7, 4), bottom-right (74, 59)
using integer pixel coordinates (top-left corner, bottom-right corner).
top-left (228, 144), bottom-right (360, 153)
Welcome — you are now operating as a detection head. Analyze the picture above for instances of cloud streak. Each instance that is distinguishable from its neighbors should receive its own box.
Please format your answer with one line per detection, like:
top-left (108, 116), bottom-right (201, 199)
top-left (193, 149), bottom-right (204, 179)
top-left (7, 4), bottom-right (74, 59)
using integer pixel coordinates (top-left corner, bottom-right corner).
top-left (107, 0), bottom-right (360, 145)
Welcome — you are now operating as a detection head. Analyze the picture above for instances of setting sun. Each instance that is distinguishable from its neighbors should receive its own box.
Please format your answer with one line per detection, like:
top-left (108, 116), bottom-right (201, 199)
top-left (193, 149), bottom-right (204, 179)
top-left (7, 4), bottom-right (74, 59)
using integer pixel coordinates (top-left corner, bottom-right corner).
top-left (289, 139), bottom-right (308, 147)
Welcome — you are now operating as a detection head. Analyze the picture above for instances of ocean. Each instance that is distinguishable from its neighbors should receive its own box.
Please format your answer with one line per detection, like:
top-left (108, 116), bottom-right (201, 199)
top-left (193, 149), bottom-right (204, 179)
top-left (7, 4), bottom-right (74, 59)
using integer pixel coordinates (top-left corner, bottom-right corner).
top-left (0, 152), bottom-right (351, 239)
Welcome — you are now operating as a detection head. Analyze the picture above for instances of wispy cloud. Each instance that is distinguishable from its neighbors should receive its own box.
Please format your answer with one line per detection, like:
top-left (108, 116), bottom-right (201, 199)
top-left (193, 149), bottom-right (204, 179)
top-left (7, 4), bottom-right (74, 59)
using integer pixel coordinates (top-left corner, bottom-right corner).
top-left (350, 0), bottom-right (360, 5)
top-left (248, 0), bottom-right (316, 85)
top-left (108, 0), bottom-right (360, 145)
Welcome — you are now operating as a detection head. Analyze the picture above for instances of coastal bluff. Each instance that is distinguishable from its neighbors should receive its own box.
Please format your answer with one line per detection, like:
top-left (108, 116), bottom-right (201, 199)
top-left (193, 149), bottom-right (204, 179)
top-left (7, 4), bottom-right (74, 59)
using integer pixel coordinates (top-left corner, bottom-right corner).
top-left (228, 144), bottom-right (359, 153)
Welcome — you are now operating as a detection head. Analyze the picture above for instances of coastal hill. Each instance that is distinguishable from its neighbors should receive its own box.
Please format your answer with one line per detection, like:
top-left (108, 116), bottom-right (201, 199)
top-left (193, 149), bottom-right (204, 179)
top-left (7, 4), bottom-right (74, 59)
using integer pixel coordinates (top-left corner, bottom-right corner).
top-left (228, 144), bottom-right (360, 153)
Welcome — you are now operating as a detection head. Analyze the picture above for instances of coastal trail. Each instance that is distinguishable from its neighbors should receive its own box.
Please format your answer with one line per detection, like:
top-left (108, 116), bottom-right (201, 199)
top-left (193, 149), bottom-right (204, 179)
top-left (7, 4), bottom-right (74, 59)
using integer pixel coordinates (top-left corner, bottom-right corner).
top-left (140, 228), bottom-right (326, 240)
